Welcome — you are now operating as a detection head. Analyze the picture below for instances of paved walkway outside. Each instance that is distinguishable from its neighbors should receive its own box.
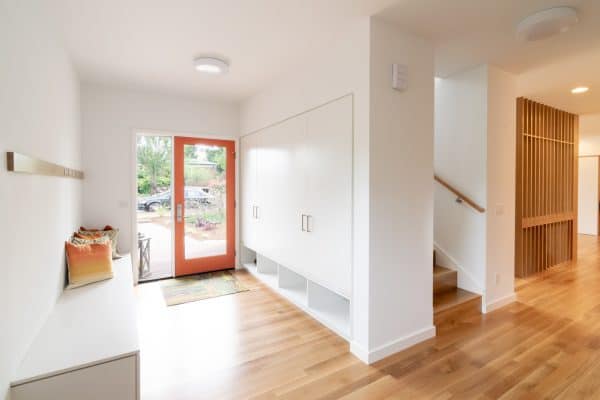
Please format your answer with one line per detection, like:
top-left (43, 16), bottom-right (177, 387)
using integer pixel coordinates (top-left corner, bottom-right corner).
top-left (137, 221), bottom-right (226, 281)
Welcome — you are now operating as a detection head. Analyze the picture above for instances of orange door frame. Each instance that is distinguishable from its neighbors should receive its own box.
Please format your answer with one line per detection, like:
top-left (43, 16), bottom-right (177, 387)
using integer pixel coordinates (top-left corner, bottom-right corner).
top-left (173, 136), bottom-right (236, 276)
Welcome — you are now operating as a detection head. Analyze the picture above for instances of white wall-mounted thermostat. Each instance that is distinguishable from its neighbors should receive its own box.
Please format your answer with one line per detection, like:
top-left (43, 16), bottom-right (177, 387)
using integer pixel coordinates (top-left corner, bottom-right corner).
top-left (392, 64), bottom-right (408, 91)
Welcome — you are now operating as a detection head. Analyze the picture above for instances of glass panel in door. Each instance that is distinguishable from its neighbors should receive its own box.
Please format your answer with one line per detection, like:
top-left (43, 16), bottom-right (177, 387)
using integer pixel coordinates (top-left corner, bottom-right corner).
top-left (174, 137), bottom-right (235, 276)
top-left (182, 143), bottom-right (227, 259)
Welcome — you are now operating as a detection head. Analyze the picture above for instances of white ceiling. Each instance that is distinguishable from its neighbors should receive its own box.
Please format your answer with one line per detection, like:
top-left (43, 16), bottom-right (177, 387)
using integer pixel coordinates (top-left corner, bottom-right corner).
top-left (50, 0), bottom-right (600, 113)
top-left (377, 0), bottom-right (600, 114)
top-left (49, 0), bottom-right (395, 102)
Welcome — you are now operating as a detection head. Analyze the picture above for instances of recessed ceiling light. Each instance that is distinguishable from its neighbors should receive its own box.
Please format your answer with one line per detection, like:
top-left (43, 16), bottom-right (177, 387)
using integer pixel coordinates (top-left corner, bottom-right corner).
top-left (193, 57), bottom-right (229, 74)
top-left (571, 86), bottom-right (589, 94)
top-left (517, 7), bottom-right (579, 41)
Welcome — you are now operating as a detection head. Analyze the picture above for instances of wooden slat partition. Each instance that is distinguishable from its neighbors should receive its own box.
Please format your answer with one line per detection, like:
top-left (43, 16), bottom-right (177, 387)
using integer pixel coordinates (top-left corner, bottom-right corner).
top-left (515, 98), bottom-right (578, 278)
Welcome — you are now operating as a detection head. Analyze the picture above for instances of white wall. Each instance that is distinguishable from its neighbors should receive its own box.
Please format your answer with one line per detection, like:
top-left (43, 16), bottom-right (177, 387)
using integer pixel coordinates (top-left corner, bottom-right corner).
top-left (434, 66), bottom-right (487, 294)
top-left (579, 114), bottom-right (600, 156)
top-left (485, 66), bottom-right (516, 311)
top-left (81, 84), bottom-right (239, 260)
top-left (580, 136), bottom-right (600, 156)
top-left (240, 18), bottom-right (373, 356)
top-left (0, 0), bottom-right (81, 397)
top-left (434, 65), bottom-right (517, 311)
top-left (367, 18), bottom-right (435, 359)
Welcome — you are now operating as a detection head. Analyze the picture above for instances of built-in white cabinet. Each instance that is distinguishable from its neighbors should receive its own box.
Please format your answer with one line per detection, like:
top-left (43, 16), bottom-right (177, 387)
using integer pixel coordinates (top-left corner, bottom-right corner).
top-left (302, 97), bottom-right (352, 296)
top-left (241, 95), bottom-right (352, 338)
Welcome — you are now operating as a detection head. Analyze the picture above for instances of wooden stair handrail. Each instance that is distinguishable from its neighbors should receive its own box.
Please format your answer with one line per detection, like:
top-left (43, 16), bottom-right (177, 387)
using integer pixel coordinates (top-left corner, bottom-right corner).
top-left (434, 175), bottom-right (485, 213)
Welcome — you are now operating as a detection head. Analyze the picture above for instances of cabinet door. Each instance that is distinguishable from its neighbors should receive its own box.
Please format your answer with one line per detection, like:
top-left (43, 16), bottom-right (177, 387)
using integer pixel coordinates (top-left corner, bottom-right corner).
top-left (303, 96), bottom-right (353, 297)
top-left (272, 116), bottom-right (307, 270)
top-left (255, 125), bottom-right (276, 257)
top-left (240, 133), bottom-right (259, 251)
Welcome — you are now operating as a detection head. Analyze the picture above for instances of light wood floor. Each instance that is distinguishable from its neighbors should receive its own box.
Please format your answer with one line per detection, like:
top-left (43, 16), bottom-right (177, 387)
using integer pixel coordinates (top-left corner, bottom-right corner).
top-left (136, 235), bottom-right (600, 399)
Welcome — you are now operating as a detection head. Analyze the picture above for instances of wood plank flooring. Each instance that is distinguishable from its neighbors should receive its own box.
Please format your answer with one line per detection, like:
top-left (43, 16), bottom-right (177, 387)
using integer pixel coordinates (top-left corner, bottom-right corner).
top-left (136, 235), bottom-right (600, 399)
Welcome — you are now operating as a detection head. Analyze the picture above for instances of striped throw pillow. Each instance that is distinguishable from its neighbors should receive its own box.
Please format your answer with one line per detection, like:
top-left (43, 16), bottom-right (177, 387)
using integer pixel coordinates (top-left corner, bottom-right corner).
top-left (65, 241), bottom-right (114, 289)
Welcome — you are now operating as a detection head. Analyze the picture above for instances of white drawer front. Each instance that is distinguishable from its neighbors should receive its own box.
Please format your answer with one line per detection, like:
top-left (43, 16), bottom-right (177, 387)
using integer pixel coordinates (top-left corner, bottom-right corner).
top-left (11, 355), bottom-right (138, 400)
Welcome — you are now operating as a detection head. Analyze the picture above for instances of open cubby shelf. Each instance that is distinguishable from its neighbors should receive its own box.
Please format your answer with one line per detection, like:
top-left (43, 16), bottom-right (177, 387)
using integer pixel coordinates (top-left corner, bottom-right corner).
top-left (241, 247), bottom-right (350, 340)
top-left (278, 265), bottom-right (308, 307)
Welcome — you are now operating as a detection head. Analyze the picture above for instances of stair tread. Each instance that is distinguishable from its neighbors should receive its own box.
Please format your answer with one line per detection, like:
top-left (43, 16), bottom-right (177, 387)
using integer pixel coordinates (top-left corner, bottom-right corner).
top-left (434, 288), bottom-right (481, 314)
top-left (434, 265), bottom-right (455, 275)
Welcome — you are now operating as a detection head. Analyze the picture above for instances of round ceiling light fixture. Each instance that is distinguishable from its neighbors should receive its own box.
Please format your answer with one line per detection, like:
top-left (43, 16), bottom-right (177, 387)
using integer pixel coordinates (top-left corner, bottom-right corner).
top-left (193, 56), bottom-right (229, 74)
top-left (571, 86), bottom-right (589, 94)
top-left (516, 6), bottom-right (579, 41)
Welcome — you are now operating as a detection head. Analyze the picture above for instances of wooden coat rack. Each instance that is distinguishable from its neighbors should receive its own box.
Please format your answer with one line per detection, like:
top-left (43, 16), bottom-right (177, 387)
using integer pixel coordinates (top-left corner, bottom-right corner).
top-left (6, 152), bottom-right (84, 179)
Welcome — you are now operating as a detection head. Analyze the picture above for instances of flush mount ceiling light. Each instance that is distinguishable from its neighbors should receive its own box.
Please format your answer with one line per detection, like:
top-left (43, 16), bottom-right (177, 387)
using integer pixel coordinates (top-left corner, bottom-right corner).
top-left (193, 56), bottom-right (229, 74)
top-left (516, 6), bottom-right (579, 41)
top-left (571, 86), bottom-right (589, 94)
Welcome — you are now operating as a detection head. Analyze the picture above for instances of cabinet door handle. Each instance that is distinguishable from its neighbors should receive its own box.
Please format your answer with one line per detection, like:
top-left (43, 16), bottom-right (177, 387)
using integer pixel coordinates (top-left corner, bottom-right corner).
top-left (307, 215), bottom-right (312, 232)
top-left (256, 206), bottom-right (259, 219)
top-left (301, 214), bottom-right (306, 231)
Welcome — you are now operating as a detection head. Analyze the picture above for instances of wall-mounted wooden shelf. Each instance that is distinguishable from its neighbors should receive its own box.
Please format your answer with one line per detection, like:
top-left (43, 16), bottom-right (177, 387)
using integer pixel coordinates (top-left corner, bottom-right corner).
top-left (6, 152), bottom-right (83, 179)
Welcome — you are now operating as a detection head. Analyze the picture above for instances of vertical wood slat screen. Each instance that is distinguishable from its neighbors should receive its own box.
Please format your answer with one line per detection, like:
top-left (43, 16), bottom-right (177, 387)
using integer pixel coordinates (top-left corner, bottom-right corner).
top-left (515, 98), bottom-right (579, 278)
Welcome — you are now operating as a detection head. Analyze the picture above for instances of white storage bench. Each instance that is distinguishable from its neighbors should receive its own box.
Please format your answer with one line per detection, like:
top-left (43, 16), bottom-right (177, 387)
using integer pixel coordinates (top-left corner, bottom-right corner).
top-left (10, 255), bottom-right (140, 400)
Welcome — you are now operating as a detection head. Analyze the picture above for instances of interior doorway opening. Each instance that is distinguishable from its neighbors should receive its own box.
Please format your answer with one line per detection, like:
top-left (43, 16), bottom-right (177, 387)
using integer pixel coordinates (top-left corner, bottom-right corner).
top-left (136, 134), bottom-right (174, 282)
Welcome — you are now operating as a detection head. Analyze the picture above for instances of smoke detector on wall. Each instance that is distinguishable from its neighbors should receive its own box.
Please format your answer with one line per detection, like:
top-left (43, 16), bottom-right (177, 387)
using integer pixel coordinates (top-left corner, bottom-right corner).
top-left (516, 6), bottom-right (579, 41)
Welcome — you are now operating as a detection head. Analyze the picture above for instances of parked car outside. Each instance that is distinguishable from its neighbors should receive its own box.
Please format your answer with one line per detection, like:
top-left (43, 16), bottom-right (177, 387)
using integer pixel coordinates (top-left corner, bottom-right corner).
top-left (137, 186), bottom-right (213, 211)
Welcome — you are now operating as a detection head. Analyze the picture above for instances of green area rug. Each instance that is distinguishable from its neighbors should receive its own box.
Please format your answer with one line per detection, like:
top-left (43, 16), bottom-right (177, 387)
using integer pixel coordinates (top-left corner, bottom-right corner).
top-left (160, 270), bottom-right (248, 306)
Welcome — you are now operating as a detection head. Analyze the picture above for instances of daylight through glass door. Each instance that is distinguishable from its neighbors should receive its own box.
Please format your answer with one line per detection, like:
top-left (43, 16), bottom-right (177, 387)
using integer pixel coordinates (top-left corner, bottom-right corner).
top-left (136, 135), bottom-right (173, 282)
top-left (182, 143), bottom-right (227, 259)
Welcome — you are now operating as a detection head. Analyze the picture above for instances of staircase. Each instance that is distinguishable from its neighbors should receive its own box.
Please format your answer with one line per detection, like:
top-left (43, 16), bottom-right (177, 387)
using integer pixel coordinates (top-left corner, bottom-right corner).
top-left (433, 251), bottom-right (481, 330)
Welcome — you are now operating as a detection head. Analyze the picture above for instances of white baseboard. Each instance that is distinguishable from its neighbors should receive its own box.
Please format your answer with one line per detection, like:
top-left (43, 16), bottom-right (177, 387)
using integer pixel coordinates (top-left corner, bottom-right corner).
top-left (349, 341), bottom-right (369, 363)
top-left (350, 325), bottom-right (436, 364)
top-left (483, 292), bottom-right (516, 313)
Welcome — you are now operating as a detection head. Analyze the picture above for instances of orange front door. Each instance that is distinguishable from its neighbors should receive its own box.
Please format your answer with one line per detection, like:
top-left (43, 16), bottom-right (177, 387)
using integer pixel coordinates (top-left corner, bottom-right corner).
top-left (173, 136), bottom-right (236, 276)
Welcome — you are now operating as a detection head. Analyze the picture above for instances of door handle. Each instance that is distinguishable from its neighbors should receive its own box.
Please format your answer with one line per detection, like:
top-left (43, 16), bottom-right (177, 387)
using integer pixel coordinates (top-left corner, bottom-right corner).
top-left (176, 203), bottom-right (183, 223)
top-left (256, 206), bottom-right (259, 219)
top-left (301, 214), bottom-right (306, 231)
